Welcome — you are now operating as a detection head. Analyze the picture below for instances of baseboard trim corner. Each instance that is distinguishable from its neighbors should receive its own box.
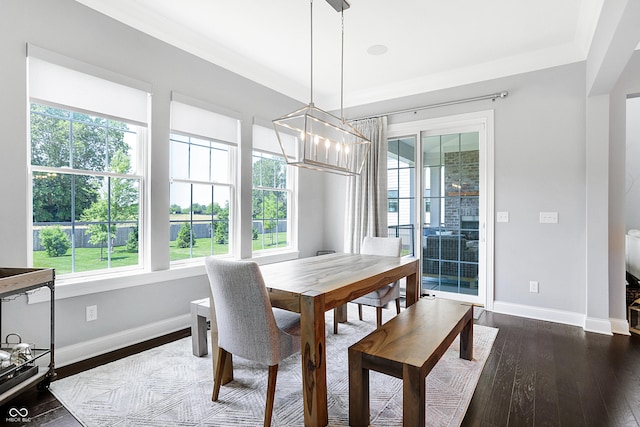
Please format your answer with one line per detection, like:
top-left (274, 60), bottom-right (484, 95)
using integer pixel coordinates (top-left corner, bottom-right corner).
top-left (609, 317), bottom-right (631, 335)
top-left (584, 316), bottom-right (613, 335)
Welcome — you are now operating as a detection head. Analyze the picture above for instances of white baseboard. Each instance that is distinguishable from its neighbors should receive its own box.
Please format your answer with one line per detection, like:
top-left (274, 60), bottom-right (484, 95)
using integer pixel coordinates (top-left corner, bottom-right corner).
top-left (492, 301), bottom-right (630, 336)
top-left (55, 314), bottom-right (191, 367)
top-left (610, 317), bottom-right (631, 335)
top-left (584, 316), bottom-right (613, 335)
top-left (492, 301), bottom-right (585, 328)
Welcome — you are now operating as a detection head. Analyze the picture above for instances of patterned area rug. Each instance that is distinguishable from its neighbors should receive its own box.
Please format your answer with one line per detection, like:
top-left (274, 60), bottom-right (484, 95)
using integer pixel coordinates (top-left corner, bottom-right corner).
top-left (51, 306), bottom-right (498, 426)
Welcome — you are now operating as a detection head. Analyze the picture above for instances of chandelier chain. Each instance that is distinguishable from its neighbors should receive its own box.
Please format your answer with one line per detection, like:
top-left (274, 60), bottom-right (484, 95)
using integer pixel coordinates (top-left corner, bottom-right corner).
top-left (310, 0), bottom-right (314, 105)
top-left (340, 8), bottom-right (344, 121)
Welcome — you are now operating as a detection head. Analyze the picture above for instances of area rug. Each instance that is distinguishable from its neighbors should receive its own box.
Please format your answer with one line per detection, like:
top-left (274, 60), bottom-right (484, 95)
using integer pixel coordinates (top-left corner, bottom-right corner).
top-left (51, 307), bottom-right (498, 426)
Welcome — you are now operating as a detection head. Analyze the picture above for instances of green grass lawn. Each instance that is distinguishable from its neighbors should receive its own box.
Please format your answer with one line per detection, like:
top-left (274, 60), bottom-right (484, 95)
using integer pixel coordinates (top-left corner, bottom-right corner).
top-left (34, 233), bottom-right (289, 274)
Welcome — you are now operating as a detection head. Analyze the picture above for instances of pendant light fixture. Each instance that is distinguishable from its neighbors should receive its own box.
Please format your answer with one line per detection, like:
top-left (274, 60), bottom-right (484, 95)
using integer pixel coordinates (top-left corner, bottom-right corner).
top-left (273, 0), bottom-right (371, 176)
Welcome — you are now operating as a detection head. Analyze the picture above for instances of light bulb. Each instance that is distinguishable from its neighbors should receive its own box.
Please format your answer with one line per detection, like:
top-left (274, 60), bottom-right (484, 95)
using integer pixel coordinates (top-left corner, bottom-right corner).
top-left (345, 145), bottom-right (350, 154)
top-left (336, 143), bottom-right (342, 152)
top-left (325, 139), bottom-right (331, 148)
top-left (300, 130), bottom-right (305, 140)
top-left (314, 135), bottom-right (320, 144)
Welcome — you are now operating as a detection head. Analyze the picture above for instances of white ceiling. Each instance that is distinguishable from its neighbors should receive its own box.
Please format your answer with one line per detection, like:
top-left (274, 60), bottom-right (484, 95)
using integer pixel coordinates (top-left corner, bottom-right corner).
top-left (75, 0), bottom-right (605, 110)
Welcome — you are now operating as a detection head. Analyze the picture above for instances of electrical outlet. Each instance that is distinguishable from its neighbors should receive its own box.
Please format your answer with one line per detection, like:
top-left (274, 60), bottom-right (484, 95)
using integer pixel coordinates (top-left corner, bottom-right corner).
top-left (496, 211), bottom-right (509, 223)
top-left (539, 211), bottom-right (558, 224)
top-left (529, 281), bottom-right (539, 293)
top-left (86, 305), bottom-right (98, 322)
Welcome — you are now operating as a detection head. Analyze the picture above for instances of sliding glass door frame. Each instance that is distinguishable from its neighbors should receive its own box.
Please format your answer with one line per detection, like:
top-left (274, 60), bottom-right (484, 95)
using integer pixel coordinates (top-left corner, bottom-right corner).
top-left (388, 110), bottom-right (494, 309)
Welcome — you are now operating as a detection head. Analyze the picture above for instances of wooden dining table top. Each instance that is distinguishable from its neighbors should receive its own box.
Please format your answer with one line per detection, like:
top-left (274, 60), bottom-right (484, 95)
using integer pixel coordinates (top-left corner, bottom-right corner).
top-left (261, 252), bottom-right (420, 313)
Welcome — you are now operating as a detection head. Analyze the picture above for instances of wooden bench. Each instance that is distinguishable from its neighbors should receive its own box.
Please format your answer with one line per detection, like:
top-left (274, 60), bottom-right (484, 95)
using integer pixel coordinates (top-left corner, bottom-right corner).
top-left (348, 298), bottom-right (473, 427)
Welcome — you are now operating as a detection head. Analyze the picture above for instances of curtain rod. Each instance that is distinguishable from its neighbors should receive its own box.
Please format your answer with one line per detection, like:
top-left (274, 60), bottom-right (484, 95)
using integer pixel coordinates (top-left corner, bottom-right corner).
top-left (350, 91), bottom-right (509, 121)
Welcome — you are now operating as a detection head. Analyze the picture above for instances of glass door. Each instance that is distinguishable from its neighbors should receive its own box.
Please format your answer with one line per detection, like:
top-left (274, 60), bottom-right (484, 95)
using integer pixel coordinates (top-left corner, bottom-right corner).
top-left (388, 111), bottom-right (493, 307)
top-left (421, 132), bottom-right (482, 302)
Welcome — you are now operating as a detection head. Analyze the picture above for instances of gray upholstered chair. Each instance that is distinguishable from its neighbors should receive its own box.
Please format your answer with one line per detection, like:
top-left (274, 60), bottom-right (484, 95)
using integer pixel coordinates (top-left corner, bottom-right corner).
top-left (204, 257), bottom-right (301, 427)
top-left (335, 236), bottom-right (402, 332)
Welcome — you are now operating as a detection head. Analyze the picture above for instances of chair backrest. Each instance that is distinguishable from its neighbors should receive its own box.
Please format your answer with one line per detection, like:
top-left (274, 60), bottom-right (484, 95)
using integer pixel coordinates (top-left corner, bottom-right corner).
top-left (361, 236), bottom-right (402, 257)
top-left (204, 257), bottom-right (288, 365)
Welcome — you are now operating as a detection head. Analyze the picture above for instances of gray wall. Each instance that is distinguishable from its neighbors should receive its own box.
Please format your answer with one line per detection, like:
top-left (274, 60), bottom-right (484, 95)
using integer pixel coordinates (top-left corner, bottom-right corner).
top-left (0, 0), bottom-right (325, 357)
top-left (328, 63), bottom-right (588, 315)
top-left (327, 50), bottom-right (640, 329)
top-left (0, 0), bottom-right (638, 365)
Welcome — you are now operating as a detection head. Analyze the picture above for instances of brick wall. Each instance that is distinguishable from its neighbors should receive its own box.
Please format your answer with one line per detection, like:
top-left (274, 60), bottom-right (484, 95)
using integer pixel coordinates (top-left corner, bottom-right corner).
top-left (444, 150), bottom-right (479, 231)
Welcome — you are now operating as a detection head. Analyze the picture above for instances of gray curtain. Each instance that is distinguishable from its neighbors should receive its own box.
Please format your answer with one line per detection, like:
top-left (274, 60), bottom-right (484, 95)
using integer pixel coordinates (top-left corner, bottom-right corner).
top-left (344, 116), bottom-right (388, 254)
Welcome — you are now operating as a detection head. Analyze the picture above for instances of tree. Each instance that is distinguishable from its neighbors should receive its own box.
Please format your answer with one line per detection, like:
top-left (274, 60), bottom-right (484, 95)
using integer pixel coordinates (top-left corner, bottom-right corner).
top-left (213, 201), bottom-right (230, 244)
top-left (81, 199), bottom-right (113, 260)
top-left (126, 225), bottom-right (139, 253)
top-left (30, 104), bottom-right (130, 223)
top-left (252, 157), bottom-right (287, 245)
top-left (176, 223), bottom-right (196, 248)
top-left (81, 150), bottom-right (138, 260)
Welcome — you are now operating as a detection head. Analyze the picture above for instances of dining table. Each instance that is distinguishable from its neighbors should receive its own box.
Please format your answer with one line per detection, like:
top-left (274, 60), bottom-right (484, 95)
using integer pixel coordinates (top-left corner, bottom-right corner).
top-left (208, 252), bottom-right (420, 427)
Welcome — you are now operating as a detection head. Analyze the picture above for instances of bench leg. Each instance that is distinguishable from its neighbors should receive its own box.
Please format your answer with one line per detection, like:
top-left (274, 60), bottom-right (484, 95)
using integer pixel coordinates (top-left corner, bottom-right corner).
top-left (348, 348), bottom-right (370, 427)
top-left (403, 364), bottom-right (425, 427)
top-left (460, 316), bottom-right (473, 361)
top-left (191, 305), bottom-right (208, 357)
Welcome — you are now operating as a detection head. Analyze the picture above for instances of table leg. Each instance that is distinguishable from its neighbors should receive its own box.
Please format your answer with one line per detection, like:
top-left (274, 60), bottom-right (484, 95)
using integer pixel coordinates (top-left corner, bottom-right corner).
top-left (405, 259), bottom-right (420, 307)
top-left (460, 310), bottom-right (474, 361)
top-left (300, 292), bottom-right (328, 427)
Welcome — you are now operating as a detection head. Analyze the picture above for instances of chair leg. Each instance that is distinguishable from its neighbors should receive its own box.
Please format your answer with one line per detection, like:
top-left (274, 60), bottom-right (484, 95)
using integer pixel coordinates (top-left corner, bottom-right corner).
top-left (265, 364), bottom-right (279, 427)
top-left (376, 307), bottom-right (383, 328)
top-left (395, 298), bottom-right (401, 314)
top-left (213, 348), bottom-right (229, 401)
top-left (358, 304), bottom-right (363, 321)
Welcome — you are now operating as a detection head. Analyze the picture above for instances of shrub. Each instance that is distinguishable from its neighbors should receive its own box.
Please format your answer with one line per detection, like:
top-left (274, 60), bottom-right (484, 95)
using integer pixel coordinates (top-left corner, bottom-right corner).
top-left (252, 227), bottom-right (258, 240)
top-left (126, 226), bottom-right (138, 253)
top-left (176, 223), bottom-right (196, 248)
top-left (40, 226), bottom-right (71, 257)
top-left (214, 225), bottom-right (228, 244)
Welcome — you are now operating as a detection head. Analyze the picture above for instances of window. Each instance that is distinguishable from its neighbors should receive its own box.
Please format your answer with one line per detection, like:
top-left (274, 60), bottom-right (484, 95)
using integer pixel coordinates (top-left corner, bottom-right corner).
top-left (28, 50), bottom-right (148, 277)
top-left (252, 124), bottom-right (296, 254)
top-left (30, 104), bottom-right (144, 275)
top-left (169, 98), bottom-right (238, 262)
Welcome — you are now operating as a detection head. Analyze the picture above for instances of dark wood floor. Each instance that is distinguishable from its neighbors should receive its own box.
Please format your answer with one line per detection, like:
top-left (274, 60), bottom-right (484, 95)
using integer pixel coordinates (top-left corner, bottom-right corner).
top-left (1, 312), bottom-right (639, 426)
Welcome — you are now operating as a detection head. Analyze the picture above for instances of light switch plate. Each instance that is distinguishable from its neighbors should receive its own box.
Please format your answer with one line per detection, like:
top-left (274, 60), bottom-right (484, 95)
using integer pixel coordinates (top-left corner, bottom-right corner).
top-left (539, 211), bottom-right (558, 224)
top-left (496, 212), bottom-right (509, 223)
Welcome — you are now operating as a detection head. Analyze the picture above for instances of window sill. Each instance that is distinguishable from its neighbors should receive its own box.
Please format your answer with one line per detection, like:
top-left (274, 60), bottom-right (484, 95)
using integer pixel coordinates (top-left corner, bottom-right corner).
top-left (27, 264), bottom-right (207, 304)
top-left (27, 250), bottom-right (300, 304)
top-left (251, 250), bottom-right (300, 265)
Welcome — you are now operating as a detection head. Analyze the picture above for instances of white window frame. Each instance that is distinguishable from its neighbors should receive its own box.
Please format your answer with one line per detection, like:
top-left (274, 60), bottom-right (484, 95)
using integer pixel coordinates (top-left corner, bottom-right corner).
top-left (251, 122), bottom-right (298, 258)
top-left (27, 46), bottom-right (150, 282)
top-left (29, 103), bottom-right (147, 279)
top-left (169, 133), bottom-right (237, 264)
top-left (169, 95), bottom-right (239, 266)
